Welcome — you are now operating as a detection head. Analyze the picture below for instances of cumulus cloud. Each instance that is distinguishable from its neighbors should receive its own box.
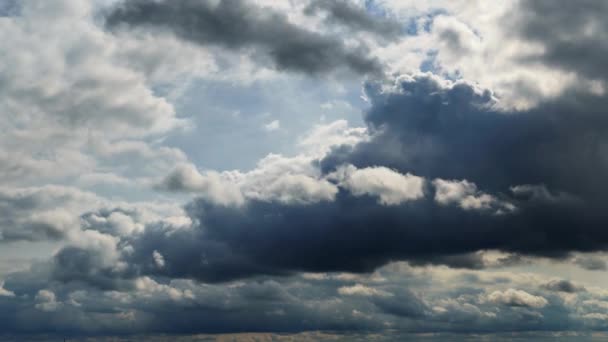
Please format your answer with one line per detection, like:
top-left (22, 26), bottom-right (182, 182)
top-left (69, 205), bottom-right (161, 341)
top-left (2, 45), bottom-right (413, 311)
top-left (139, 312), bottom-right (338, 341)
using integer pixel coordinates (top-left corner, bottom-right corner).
top-left (0, 0), bottom-right (197, 190)
top-left (152, 250), bottom-right (166, 269)
top-left (541, 279), bottom-right (585, 293)
top-left (156, 163), bottom-right (245, 206)
top-left (321, 73), bottom-right (608, 257)
top-left (330, 164), bottom-right (425, 205)
top-left (88, 73), bottom-right (608, 285)
top-left (433, 179), bottom-right (514, 213)
top-left (338, 284), bottom-right (392, 297)
top-left (35, 289), bottom-right (61, 312)
top-left (0, 282), bottom-right (14, 297)
top-left (485, 289), bottom-right (548, 309)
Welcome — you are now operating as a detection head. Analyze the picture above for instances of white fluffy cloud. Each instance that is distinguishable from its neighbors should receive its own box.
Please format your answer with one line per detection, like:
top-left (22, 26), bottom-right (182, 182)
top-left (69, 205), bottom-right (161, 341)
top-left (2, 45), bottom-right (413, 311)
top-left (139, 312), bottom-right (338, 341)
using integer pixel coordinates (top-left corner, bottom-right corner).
top-left (155, 120), bottom-right (373, 205)
top-left (338, 284), bottom-right (392, 297)
top-left (330, 165), bottom-right (426, 205)
top-left (35, 289), bottom-right (61, 312)
top-left (0, 0), bottom-right (202, 189)
top-left (433, 179), bottom-right (515, 213)
top-left (485, 288), bottom-right (548, 308)
top-left (373, 0), bottom-right (591, 110)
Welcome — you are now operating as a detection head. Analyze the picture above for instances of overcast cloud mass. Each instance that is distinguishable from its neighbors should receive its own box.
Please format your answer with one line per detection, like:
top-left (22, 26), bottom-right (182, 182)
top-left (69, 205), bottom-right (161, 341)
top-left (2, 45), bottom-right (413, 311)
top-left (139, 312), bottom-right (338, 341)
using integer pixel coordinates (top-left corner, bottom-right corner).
top-left (2, 0), bottom-right (608, 341)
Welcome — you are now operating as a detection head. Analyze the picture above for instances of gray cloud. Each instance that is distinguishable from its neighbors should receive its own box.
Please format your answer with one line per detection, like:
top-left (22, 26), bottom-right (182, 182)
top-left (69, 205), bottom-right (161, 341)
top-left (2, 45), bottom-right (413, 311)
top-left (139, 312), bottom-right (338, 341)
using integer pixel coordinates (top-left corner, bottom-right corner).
top-left (0, 186), bottom-right (97, 242)
top-left (513, 0), bottom-right (608, 82)
top-left (3, 254), bottom-right (605, 336)
top-left (573, 256), bottom-right (608, 271)
top-left (106, 0), bottom-right (384, 77)
top-left (321, 74), bottom-right (608, 257)
top-left (305, 0), bottom-right (403, 39)
top-left (541, 280), bottom-right (585, 293)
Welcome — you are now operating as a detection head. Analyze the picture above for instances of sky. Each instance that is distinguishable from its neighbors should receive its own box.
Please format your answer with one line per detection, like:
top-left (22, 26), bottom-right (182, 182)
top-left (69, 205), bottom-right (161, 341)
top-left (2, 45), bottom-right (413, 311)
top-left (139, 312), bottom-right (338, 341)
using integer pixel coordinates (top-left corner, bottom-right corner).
top-left (2, 0), bottom-right (608, 340)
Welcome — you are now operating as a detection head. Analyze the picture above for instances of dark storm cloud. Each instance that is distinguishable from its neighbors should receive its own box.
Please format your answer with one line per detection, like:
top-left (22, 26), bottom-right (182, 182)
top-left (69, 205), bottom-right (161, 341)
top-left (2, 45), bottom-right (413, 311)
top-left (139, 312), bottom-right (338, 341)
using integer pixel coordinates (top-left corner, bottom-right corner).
top-left (304, 0), bottom-right (403, 39)
top-left (105, 0), bottom-right (384, 76)
top-left (151, 73), bottom-right (608, 280)
top-left (37, 73), bottom-right (608, 285)
top-left (122, 195), bottom-right (511, 283)
top-left (513, 0), bottom-right (608, 81)
top-left (320, 74), bottom-right (608, 255)
top-left (321, 76), bottom-right (608, 200)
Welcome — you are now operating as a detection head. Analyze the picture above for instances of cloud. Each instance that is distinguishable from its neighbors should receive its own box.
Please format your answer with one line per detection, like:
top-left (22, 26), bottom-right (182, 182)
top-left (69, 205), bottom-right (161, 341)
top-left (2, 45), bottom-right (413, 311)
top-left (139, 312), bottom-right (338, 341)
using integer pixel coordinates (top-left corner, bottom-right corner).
top-left (34, 71), bottom-right (608, 291)
top-left (0, 185), bottom-right (99, 242)
top-left (55, 72), bottom-right (608, 286)
top-left (321, 73), bottom-right (608, 257)
top-left (155, 163), bottom-right (245, 206)
top-left (4, 0), bottom-right (608, 337)
top-left (152, 250), bottom-right (166, 269)
top-left (0, 0), bottom-right (18, 17)
top-left (573, 255), bottom-right (608, 271)
top-left (305, 0), bottom-right (403, 39)
top-left (0, 0), bottom-right (199, 190)
top-left (513, 0), bottom-right (608, 84)
top-left (35, 289), bottom-right (61, 312)
top-left (4, 245), bottom-right (608, 335)
top-left (433, 179), bottom-right (515, 213)
top-left (0, 282), bottom-right (14, 297)
top-left (329, 164), bottom-right (425, 205)
top-left (541, 279), bottom-right (585, 293)
top-left (485, 289), bottom-right (548, 308)
top-left (263, 120), bottom-right (281, 132)
top-left (106, 0), bottom-right (384, 77)
top-left (338, 284), bottom-right (392, 297)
